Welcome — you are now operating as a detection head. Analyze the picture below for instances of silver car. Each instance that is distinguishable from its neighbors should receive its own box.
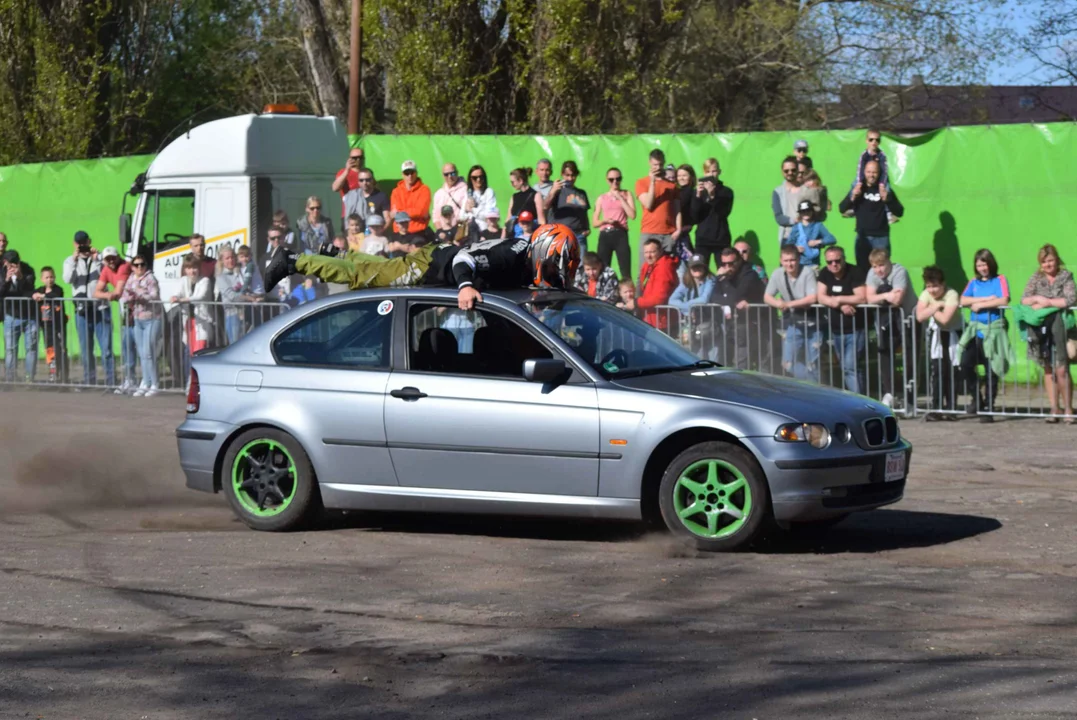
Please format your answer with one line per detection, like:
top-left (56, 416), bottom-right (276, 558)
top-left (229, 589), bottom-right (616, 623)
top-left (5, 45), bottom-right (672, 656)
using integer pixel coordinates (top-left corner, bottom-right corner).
top-left (177, 289), bottom-right (911, 551)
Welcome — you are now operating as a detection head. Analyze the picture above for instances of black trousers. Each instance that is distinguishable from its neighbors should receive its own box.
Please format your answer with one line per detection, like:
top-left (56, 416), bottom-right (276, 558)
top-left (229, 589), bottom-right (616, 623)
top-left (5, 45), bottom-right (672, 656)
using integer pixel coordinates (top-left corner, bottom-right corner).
top-left (960, 335), bottom-right (1000, 410)
top-left (596, 228), bottom-right (632, 280)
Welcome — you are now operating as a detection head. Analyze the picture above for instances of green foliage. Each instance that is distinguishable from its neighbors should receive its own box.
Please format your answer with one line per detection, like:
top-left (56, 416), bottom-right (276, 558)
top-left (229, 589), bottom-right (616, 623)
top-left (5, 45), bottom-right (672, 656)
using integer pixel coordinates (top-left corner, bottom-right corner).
top-left (0, 0), bottom-right (1021, 162)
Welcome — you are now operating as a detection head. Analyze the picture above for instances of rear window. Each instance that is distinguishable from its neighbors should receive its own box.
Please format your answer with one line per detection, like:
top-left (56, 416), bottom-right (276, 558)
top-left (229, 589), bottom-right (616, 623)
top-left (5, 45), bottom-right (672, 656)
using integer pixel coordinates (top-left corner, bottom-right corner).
top-left (273, 300), bottom-right (391, 369)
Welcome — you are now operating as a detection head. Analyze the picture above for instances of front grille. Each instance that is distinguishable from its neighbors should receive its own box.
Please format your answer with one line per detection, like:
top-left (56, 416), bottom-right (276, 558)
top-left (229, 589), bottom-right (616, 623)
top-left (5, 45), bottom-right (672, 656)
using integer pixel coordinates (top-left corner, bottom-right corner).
top-left (863, 418), bottom-right (885, 446)
top-left (885, 416), bottom-right (898, 443)
top-left (822, 480), bottom-right (905, 509)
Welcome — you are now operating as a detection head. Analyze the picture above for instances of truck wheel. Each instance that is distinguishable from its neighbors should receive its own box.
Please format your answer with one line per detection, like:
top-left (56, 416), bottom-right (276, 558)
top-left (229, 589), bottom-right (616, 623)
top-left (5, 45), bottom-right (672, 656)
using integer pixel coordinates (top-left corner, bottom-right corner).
top-left (222, 428), bottom-right (320, 531)
top-left (658, 441), bottom-right (769, 552)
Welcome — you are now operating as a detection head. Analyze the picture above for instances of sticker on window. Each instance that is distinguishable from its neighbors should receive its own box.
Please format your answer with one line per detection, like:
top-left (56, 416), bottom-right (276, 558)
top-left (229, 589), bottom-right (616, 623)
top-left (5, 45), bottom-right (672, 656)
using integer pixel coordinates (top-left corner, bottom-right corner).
top-left (377, 300), bottom-right (394, 316)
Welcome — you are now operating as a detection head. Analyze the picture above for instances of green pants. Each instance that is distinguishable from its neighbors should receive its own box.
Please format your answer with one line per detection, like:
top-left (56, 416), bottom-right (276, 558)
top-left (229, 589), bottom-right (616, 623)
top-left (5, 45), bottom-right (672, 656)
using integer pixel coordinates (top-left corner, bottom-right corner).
top-left (295, 246), bottom-right (438, 290)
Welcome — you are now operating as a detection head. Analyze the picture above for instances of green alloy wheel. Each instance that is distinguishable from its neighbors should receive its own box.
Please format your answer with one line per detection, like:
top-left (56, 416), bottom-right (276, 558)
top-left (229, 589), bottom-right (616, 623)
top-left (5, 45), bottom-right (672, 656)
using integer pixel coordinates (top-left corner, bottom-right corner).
top-left (222, 428), bottom-right (320, 531)
top-left (658, 441), bottom-right (769, 552)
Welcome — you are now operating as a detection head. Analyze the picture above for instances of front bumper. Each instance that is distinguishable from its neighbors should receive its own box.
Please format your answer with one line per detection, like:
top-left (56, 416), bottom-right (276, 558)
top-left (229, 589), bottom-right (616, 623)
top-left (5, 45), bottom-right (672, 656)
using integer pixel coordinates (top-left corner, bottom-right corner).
top-left (176, 419), bottom-right (234, 493)
top-left (742, 437), bottom-right (913, 523)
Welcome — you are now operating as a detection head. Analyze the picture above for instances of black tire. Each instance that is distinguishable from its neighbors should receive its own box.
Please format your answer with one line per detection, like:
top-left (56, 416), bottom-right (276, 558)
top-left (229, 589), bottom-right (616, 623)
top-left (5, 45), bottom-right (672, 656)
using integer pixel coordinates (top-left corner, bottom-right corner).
top-left (221, 428), bottom-right (321, 531)
top-left (657, 441), bottom-right (770, 552)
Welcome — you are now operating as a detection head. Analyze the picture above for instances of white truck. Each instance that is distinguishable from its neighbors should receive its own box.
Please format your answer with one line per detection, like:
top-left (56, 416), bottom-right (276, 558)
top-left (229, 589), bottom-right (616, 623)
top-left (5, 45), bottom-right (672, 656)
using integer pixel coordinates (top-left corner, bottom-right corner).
top-left (120, 110), bottom-right (349, 301)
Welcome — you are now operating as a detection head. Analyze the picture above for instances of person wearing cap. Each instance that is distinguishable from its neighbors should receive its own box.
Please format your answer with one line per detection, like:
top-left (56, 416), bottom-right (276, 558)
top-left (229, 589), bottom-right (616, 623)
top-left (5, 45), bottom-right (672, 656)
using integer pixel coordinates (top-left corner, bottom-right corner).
top-left (360, 215), bottom-right (389, 256)
top-left (574, 252), bottom-right (619, 304)
top-left (62, 231), bottom-right (113, 386)
top-left (433, 164), bottom-right (468, 234)
top-left (332, 146), bottom-right (366, 219)
top-left (669, 254), bottom-right (717, 316)
top-left (343, 167), bottom-right (390, 228)
top-left (0, 249), bottom-right (38, 382)
top-left (794, 138), bottom-right (809, 160)
top-left (478, 208), bottom-right (505, 241)
top-left (786, 199), bottom-right (837, 267)
top-left (390, 160), bottom-right (432, 238)
top-left (94, 246), bottom-right (137, 393)
top-left (514, 210), bottom-right (536, 239)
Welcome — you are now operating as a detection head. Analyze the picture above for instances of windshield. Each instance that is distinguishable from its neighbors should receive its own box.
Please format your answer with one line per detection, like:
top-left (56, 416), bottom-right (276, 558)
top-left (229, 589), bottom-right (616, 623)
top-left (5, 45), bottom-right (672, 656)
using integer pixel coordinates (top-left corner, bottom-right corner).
top-left (523, 299), bottom-right (705, 378)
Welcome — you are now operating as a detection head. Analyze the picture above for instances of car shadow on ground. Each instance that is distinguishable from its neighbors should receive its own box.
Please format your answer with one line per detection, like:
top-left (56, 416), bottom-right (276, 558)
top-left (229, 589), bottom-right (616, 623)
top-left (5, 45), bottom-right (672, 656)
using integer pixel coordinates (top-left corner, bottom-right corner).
top-left (318, 507), bottom-right (1001, 554)
top-left (756, 508), bottom-right (1002, 554)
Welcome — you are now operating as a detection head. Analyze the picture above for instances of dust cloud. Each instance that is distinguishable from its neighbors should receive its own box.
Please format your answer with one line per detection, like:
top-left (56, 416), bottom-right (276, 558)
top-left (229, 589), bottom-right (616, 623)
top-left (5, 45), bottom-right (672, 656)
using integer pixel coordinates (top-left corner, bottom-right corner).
top-left (0, 392), bottom-right (212, 516)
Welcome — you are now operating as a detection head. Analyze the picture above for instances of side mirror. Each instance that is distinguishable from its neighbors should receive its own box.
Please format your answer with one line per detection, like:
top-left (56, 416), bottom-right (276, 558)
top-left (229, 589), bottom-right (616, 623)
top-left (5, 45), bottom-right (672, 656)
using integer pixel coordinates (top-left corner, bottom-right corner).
top-left (119, 213), bottom-right (131, 249)
top-left (523, 358), bottom-right (567, 384)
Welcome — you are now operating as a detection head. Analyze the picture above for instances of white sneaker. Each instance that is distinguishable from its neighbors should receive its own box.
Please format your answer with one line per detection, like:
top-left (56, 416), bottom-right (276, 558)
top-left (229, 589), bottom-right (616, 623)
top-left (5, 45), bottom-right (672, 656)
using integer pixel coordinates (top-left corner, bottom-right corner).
top-left (881, 393), bottom-right (894, 408)
top-left (115, 380), bottom-right (135, 395)
top-left (132, 387), bottom-right (147, 397)
top-left (143, 386), bottom-right (159, 398)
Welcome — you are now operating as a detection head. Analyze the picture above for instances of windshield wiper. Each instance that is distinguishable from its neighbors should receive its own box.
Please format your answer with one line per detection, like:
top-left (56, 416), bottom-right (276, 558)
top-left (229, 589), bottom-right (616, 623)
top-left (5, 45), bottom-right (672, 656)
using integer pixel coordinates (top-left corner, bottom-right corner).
top-left (610, 360), bottom-right (717, 379)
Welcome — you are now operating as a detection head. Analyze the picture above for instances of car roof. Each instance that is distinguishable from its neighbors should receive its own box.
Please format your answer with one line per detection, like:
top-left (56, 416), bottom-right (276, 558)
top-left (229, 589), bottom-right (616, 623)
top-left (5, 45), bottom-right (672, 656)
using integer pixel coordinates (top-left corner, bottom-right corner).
top-left (212, 286), bottom-right (596, 364)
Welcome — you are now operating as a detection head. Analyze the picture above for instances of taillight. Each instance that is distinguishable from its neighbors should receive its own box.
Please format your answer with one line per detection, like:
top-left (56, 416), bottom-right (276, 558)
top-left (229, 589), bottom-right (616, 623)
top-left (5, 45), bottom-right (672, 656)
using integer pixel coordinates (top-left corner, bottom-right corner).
top-left (186, 368), bottom-right (200, 413)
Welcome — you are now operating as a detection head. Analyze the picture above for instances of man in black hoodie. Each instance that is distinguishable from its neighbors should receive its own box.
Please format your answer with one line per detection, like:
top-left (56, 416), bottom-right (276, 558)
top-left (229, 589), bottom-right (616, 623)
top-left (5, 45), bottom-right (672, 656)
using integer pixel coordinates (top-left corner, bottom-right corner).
top-left (838, 160), bottom-right (904, 269)
top-left (710, 246), bottom-right (767, 370)
top-left (0, 250), bottom-right (38, 382)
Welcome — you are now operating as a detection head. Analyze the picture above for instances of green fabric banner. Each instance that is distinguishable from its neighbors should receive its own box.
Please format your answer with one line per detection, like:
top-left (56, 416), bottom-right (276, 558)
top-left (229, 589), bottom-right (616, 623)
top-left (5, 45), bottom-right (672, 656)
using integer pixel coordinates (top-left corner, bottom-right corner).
top-left (1, 124), bottom-right (1074, 379)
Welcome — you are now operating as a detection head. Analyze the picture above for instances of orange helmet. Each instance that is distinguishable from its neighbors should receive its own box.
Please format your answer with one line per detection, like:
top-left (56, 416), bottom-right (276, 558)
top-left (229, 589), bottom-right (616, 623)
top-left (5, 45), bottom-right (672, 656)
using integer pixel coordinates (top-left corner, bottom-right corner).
top-left (528, 223), bottom-right (580, 288)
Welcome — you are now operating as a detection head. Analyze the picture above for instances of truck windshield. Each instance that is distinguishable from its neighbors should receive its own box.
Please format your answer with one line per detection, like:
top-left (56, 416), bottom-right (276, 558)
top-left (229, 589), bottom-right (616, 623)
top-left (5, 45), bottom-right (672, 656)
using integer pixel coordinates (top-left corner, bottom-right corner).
top-left (138, 190), bottom-right (195, 259)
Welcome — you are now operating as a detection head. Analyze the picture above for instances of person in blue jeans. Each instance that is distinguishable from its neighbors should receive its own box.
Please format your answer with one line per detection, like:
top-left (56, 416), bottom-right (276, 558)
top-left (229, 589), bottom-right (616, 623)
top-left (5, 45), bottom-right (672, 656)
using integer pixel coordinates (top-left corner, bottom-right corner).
top-left (764, 245), bottom-right (821, 382)
top-left (816, 246), bottom-right (868, 393)
top-left (837, 160), bottom-right (904, 269)
top-left (0, 250), bottom-right (38, 383)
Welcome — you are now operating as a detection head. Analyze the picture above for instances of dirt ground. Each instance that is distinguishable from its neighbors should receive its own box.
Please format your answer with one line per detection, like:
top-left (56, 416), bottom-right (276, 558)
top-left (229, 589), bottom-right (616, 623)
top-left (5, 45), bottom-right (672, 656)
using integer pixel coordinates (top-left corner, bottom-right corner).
top-left (0, 390), bottom-right (1075, 719)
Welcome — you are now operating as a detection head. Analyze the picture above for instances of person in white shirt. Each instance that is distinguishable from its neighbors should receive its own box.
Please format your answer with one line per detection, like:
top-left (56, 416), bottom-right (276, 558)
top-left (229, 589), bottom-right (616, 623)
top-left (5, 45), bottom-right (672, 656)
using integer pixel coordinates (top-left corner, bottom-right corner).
top-left (464, 165), bottom-right (498, 243)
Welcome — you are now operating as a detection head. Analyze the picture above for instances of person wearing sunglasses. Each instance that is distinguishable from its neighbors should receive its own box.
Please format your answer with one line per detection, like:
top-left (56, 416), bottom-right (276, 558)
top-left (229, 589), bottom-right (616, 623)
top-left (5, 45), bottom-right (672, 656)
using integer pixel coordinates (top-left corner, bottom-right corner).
top-left (331, 147), bottom-right (366, 219)
top-left (297, 196), bottom-right (335, 255)
top-left (121, 254), bottom-right (162, 396)
top-left (342, 169), bottom-right (390, 230)
top-left (712, 246), bottom-right (767, 370)
top-left (433, 164), bottom-right (468, 236)
top-left (772, 156), bottom-right (802, 246)
top-left (390, 160), bottom-right (432, 237)
top-left (464, 165), bottom-right (498, 244)
top-left (816, 246), bottom-right (868, 394)
top-left (853, 129), bottom-right (889, 188)
top-left (838, 160), bottom-right (904, 269)
top-left (591, 167), bottom-right (635, 279)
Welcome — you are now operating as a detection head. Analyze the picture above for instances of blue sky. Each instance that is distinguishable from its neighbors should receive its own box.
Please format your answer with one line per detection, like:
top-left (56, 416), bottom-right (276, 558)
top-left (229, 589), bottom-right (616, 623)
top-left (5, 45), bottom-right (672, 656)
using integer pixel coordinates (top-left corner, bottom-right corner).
top-left (985, 1), bottom-right (1061, 84)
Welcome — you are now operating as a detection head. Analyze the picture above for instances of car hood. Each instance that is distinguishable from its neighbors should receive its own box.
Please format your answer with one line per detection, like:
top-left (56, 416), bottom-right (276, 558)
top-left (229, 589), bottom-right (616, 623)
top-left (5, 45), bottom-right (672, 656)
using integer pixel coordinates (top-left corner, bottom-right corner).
top-left (612, 368), bottom-right (890, 422)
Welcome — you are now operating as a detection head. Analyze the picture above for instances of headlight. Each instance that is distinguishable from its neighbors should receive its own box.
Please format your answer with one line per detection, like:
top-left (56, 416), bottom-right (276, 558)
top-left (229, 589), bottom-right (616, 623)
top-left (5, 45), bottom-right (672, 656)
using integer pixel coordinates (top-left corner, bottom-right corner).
top-left (775, 423), bottom-right (831, 449)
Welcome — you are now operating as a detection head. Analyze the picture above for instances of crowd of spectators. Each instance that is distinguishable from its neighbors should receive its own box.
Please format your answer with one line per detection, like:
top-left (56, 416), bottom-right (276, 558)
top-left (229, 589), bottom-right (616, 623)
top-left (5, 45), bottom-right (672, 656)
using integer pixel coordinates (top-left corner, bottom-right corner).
top-left (0, 131), bottom-right (1074, 419)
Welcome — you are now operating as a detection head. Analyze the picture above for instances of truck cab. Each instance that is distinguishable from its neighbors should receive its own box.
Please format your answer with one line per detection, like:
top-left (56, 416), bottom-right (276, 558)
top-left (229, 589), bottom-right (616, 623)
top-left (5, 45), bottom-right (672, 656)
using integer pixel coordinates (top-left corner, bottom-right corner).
top-left (121, 111), bottom-right (348, 301)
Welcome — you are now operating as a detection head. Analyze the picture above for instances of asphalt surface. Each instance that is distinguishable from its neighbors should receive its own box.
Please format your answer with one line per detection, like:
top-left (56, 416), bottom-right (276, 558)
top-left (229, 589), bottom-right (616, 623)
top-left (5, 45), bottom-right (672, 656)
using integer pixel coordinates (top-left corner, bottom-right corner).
top-left (1, 391), bottom-right (1075, 719)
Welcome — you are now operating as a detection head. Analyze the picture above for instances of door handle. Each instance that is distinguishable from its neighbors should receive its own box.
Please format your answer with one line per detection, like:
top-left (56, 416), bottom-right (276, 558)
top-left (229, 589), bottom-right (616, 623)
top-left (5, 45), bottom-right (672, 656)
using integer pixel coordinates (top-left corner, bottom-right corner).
top-left (390, 386), bottom-right (428, 401)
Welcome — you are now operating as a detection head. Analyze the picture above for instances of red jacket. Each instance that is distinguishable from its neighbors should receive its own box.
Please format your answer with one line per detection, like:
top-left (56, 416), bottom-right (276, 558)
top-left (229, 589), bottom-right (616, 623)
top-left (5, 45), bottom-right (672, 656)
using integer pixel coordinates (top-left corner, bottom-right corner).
top-left (637, 254), bottom-right (680, 330)
top-left (390, 178), bottom-right (432, 234)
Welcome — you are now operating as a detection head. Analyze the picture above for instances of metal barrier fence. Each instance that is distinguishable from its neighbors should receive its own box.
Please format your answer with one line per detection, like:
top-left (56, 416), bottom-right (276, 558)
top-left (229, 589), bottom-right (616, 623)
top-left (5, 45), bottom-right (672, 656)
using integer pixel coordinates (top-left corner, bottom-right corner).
top-left (912, 304), bottom-right (1077, 421)
top-left (652, 303), bottom-right (917, 415)
top-left (0, 297), bottom-right (288, 394)
top-left (2, 293), bottom-right (1073, 418)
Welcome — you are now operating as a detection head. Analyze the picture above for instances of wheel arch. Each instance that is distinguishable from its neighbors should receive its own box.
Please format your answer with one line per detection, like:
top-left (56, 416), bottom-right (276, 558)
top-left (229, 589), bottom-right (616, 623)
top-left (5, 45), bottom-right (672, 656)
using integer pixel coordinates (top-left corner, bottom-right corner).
top-left (213, 422), bottom-right (319, 493)
top-left (639, 427), bottom-right (761, 525)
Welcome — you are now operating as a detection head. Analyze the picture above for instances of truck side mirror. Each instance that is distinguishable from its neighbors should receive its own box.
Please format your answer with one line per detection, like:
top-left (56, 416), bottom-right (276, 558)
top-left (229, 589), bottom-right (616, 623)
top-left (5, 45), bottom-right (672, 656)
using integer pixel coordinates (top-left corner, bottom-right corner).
top-left (119, 213), bottom-right (131, 249)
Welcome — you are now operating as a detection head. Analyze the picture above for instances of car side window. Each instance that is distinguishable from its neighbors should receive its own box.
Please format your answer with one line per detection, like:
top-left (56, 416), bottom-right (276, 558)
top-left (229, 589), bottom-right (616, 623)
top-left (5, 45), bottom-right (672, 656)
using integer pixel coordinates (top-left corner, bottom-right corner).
top-left (273, 300), bottom-right (391, 369)
top-left (409, 304), bottom-right (552, 378)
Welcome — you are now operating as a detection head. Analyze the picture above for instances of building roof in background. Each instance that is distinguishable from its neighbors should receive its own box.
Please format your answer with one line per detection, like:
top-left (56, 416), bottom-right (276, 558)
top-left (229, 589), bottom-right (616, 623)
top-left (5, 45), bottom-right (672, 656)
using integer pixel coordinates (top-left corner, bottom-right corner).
top-left (824, 80), bottom-right (1077, 132)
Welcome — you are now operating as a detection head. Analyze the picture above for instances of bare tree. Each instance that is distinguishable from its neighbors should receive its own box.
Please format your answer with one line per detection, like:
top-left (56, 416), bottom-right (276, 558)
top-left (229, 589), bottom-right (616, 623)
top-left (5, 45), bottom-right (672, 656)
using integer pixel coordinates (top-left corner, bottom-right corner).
top-left (294, 0), bottom-right (347, 118)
